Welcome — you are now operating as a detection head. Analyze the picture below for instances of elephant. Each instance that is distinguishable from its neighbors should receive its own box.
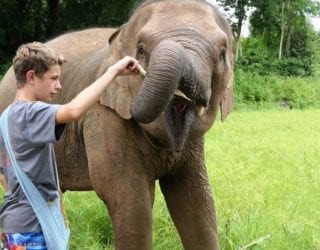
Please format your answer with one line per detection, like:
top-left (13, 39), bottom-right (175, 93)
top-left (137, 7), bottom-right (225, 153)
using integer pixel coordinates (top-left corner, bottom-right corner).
top-left (0, 0), bottom-right (233, 249)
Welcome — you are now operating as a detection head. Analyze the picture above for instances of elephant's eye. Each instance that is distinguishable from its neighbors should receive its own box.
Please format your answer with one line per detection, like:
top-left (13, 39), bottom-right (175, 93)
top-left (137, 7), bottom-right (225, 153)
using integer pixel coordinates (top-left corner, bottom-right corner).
top-left (136, 45), bottom-right (146, 59)
top-left (219, 50), bottom-right (226, 61)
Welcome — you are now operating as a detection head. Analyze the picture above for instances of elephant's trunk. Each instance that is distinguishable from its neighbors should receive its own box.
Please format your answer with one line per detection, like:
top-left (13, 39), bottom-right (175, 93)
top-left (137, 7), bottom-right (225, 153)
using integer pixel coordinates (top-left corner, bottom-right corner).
top-left (131, 40), bottom-right (188, 124)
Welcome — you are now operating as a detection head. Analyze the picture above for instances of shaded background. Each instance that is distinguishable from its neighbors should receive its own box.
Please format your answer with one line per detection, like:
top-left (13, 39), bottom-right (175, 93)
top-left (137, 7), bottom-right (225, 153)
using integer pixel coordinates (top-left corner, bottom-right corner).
top-left (0, 0), bottom-right (140, 69)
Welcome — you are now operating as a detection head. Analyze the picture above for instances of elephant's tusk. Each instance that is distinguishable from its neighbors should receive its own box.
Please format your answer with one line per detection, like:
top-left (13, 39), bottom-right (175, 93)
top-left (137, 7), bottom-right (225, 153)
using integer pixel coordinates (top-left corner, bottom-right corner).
top-left (139, 66), bottom-right (147, 77)
top-left (197, 104), bottom-right (205, 116)
top-left (174, 89), bottom-right (192, 102)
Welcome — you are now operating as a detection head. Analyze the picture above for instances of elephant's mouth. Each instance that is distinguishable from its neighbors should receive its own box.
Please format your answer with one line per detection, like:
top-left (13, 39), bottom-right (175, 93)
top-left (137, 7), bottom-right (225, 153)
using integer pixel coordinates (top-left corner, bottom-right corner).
top-left (164, 88), bottom-right (207, 152)
top-left (169, 95), bottom-right (190, 123)
top-left (174, 88), bottom-right (206, 117)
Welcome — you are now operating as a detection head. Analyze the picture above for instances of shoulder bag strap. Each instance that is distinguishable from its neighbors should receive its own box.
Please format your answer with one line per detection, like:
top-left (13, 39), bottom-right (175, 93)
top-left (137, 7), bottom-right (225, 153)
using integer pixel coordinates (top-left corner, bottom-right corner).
top-left (0, 106), bottom-right (70, 250)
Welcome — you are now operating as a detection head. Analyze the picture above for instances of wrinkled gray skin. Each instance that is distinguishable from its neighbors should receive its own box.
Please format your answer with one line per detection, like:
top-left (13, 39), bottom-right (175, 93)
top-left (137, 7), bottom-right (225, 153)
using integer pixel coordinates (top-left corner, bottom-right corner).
top-left (0, 0), bottom-right (233, 249)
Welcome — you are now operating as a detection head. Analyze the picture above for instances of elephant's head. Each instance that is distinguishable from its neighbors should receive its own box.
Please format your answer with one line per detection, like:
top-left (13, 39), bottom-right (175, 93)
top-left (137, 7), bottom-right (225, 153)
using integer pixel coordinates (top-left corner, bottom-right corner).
top-left (99, 0), bottom-right (233, 152)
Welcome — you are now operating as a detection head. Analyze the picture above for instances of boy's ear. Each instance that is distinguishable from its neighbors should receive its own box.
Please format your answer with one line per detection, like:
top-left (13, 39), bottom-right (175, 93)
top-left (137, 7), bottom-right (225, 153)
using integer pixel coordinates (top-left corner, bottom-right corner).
top-left (26, 70), bottom-right (35, 84)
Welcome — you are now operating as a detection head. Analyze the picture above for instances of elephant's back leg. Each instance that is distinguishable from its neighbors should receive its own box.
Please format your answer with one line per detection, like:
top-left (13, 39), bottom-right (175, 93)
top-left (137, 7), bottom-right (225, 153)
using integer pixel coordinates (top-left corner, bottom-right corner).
top-left (83, 104), bottom-right (155, 250)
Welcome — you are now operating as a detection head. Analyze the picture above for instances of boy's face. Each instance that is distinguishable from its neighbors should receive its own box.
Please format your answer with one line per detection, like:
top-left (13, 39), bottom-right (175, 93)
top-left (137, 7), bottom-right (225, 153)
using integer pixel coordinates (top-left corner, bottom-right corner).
top-left (33, 64), bottom-right (62, 102)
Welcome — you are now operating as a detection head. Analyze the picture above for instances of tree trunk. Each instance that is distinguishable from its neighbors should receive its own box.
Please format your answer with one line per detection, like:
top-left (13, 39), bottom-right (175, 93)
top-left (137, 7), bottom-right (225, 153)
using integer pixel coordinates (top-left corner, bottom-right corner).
top-left (235, 17), bottom-right (243, 61)
top-left (284, 13), bottom-right (294, 57)
top-left (279, 1), bottom-right (285, 60)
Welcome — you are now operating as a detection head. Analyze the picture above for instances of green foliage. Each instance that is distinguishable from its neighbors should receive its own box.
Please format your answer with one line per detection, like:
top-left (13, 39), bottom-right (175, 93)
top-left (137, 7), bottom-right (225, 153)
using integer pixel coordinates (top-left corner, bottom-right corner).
top-left (56, 0), bottom-right (139, 32)
top-left (218, 0), bottom-right (251, 36)
top-left (0, 0), bottom-right (141, 65)
top-left (234, 69), bottom-right (275, 105)
top-left (273, 77), bottom-right (318, 108)
top-left (249, 0), bottom-right (280, 48)
top-left (0, 62), bottom-right (10, 80)
top-left (234, 34), bottom-right (320, 110)
top-left (237, 57), bottom-right (314, 77)
top-left (234, 68), bottom-right (320, 110)
top-left (0, 0), bottom-right (50, 64)
top-left (247, 0), bottom-right (320, 74)
top-left (237, 34), bottom-right (318, 77)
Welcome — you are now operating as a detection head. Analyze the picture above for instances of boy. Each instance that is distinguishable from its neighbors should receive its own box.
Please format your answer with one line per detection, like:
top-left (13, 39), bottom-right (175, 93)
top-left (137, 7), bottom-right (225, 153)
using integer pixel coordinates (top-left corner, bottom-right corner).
top-left (0, 42), bottom-right (142, 249)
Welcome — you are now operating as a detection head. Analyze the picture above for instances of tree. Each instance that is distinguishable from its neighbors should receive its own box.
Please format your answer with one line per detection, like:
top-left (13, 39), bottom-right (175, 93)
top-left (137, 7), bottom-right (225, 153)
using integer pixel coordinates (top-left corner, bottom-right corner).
top-left (0, 0), bottom-right (141, 67)
top-left (0, 0), bottom-right (49, 64)
top-left (46, 0), bottom-right (60, 38)
top-left (279, 1), bottom-right (285, 59)
top-left (218, 0), bottom-right (252, 61)
top-left (250, 0), bottom-right (320, 60)
top-left (56, 0), bottom-right (140, 33)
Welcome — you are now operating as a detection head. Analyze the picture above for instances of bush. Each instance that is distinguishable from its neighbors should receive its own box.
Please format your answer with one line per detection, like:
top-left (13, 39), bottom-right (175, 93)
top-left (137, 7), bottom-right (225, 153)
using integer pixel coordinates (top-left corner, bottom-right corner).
top-left (276, 58), bottom-right (313, 77)
top-left (234, 69), bottom-right (320, 110)
top-left (237, 37), bottom-right (315, 77)
top-left (273, 78), bottom-right (317, 108)
top-left (234, 36), bottom-right (320, 109)
top-left (234, 69), bottom-right (275, 105)
top-left (236, 57), bottom-right (313, 77)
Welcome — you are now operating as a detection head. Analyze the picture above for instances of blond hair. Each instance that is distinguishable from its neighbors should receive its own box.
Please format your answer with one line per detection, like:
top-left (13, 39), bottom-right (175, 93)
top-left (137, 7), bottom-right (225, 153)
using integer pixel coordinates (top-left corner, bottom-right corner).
top-left (13, 42), bottom-right (66, 88)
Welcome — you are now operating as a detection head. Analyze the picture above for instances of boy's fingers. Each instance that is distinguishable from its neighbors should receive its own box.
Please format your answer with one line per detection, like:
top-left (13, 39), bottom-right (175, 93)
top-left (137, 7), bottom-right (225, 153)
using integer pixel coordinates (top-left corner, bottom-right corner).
top-left (123, 57), bottom-right (145, 75)
top-left (126, 61), bottom-right (134, 69)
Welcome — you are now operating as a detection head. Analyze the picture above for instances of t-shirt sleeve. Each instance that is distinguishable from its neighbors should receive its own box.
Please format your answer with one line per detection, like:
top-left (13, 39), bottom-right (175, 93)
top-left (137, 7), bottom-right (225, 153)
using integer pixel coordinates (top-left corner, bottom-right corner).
top-left (25, 102), bottom-right (64, 144)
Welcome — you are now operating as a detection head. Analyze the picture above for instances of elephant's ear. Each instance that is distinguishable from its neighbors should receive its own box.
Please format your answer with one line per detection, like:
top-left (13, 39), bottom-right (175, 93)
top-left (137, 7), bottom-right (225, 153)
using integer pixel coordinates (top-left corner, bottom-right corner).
top-left (108, 26), bottom-right (123, 44)
top-left (220, 72), bottom-right (233, 121)
top-left (99, 76), bottom-right (134, 120)
top-left (98, 26), bottom-right (140, 120)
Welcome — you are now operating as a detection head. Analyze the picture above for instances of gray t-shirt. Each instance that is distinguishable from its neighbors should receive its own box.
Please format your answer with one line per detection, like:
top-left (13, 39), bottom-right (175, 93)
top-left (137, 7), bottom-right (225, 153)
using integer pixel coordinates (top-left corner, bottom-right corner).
top-left (0, 100), bottom-right (65, 233)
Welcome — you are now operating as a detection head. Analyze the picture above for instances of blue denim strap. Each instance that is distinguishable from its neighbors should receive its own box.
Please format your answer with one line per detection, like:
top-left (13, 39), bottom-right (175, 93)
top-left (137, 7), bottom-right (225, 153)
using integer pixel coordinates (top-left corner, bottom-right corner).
top-left (0, 106), bottom-right (70, 250)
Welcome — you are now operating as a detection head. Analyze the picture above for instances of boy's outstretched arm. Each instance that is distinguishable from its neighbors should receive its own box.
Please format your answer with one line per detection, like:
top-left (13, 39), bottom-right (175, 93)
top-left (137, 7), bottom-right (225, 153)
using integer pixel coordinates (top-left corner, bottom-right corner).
top-left (56, 56), bottom-right (142, 124)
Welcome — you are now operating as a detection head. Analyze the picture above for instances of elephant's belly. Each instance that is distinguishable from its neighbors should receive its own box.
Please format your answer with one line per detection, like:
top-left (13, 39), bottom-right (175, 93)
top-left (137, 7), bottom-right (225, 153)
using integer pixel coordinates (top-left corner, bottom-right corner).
top-left (55, 136), bottom-right (92, 191)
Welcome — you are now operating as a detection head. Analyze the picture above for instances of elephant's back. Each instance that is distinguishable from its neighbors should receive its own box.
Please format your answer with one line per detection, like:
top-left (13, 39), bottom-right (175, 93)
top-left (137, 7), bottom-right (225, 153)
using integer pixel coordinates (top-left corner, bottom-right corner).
top-left (0, 67), bottom-right (16, 113)
top-left (47, 28), bottom-right (116, 60)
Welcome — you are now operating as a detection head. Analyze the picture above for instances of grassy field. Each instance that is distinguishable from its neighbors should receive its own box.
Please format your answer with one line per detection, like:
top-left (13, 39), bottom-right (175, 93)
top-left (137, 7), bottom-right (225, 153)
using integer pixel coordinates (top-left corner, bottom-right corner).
top-left (2, 109), bottom-right (320, 249)
top-left (206, 109), bottom-right (320, 250)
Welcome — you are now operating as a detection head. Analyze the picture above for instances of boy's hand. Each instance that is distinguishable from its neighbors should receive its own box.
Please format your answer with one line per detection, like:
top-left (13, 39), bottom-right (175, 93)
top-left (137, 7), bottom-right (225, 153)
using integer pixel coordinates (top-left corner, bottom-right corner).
top-left (110, 56), bottom-right (145, 76)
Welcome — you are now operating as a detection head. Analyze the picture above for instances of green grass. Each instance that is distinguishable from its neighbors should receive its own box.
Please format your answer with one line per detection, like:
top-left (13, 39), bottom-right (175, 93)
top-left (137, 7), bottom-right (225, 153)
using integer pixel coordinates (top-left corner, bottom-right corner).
top-left (1, 109), bottom-right (320, 249)
top-left (207, 109), bottom-right (320, 250)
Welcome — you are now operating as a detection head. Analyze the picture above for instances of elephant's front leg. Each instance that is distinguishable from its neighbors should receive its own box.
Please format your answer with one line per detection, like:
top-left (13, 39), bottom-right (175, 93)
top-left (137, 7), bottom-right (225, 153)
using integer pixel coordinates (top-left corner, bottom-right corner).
top-left (104, 173), bottom-right (155, 250)
top-left (83, 106), bottom-right (155, 250)
top-left (159, 157), bottom-right (220, 250)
